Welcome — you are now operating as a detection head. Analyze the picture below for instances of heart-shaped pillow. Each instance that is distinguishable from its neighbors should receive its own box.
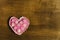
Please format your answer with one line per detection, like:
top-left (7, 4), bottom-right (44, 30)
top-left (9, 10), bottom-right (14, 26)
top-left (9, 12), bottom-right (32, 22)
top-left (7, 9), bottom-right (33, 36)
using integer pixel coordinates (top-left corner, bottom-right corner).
top-left (9, 16), bottom-right (30, 35)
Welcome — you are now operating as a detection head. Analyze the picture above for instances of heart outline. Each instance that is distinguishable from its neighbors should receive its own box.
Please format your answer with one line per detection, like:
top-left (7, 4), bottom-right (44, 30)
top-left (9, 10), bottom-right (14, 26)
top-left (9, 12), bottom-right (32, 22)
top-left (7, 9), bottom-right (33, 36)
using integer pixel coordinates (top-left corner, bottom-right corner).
top-left (9, 16), bottom-right (30, 35)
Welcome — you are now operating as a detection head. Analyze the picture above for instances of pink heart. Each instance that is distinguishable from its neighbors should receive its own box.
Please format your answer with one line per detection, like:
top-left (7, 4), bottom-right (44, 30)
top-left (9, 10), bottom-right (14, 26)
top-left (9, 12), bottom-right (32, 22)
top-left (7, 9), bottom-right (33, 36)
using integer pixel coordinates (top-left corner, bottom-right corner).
top-left (9, 16), bottom-right (30, 35)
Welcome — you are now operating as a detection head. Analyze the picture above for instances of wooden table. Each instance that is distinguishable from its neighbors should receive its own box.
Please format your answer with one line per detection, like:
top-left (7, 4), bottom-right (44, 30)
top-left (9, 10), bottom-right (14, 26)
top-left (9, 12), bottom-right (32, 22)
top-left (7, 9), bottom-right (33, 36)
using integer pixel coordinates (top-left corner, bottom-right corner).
top-left (0, 0), bottom-right (60, 40)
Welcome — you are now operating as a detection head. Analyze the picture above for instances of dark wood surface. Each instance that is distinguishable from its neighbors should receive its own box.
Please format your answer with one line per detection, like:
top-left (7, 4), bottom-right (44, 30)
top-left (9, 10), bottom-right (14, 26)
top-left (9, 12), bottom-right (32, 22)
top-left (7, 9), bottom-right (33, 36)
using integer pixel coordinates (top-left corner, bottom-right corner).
top-left (0, 0), bottom-right (60, 40)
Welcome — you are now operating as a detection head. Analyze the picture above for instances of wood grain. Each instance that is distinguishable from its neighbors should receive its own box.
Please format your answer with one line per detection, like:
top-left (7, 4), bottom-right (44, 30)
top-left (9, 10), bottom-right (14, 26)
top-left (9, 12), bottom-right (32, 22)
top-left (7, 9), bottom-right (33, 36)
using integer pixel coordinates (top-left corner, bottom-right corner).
top-left (0, 0), bottom-right (60, 40)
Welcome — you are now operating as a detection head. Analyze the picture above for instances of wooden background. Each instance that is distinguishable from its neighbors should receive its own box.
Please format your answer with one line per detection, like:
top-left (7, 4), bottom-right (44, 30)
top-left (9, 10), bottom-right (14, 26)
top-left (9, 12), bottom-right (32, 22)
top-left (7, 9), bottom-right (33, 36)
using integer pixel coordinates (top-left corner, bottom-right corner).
top-left (0, 0), bottom-right (60, 40)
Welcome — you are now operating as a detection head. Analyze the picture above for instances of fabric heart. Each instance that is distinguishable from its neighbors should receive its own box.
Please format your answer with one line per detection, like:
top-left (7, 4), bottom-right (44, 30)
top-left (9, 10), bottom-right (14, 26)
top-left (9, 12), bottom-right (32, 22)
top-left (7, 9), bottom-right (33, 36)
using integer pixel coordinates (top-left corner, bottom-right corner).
top-left (9, 16), bottom-right (30, 35)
